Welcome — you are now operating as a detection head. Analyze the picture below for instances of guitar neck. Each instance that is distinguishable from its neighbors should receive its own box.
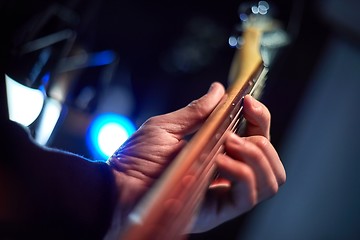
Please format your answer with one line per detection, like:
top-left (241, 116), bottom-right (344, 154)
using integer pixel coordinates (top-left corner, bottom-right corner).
top-left (119, 25), bottom-right (269, 240)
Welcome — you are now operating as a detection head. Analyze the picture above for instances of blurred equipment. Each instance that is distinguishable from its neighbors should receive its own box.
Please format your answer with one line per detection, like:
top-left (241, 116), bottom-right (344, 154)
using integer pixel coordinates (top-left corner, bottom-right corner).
top-left (5, 74), bottom-right (45, 127)
top-left (4, 1), bottom-right (132, 151)
top-left (5, 2), bottom-right (78, 146)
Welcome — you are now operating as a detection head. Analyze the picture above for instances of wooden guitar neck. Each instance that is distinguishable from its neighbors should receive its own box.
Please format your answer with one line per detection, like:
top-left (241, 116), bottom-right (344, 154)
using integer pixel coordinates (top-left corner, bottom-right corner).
top-left (119, 4), bottom-right (289, 238)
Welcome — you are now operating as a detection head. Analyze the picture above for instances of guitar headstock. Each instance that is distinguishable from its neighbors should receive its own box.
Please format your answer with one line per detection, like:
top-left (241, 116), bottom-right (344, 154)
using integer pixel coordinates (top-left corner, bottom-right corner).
top-left (229, 1), bottom-right (290, 97)
top-left (227, 1), bottom-right (290, 97)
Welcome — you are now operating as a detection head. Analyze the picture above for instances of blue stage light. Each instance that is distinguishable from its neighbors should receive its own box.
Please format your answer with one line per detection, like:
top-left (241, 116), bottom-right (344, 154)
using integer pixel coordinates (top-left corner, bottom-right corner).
top-left (87, 113), bottom-right (136, 160)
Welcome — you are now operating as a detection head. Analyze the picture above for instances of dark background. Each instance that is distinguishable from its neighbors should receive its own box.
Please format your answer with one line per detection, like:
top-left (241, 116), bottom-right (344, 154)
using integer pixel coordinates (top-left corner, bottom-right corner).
top-left (1, 0), bottom-right (301, 156)
top-left (2, 0), bottom-right (360, 239)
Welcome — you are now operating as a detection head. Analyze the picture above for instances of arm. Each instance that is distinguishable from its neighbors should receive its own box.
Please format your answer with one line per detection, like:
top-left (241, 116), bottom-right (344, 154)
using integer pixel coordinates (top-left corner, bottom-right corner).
top-left (0, 82), bottom-right (285, 240)
top-left (1, 119), bottom-right (117, 239)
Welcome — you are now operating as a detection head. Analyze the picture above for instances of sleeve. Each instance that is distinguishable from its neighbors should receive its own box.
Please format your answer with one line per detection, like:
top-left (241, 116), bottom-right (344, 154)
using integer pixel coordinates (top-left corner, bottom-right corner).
top-left (0, 119), bottom-right (118, 240)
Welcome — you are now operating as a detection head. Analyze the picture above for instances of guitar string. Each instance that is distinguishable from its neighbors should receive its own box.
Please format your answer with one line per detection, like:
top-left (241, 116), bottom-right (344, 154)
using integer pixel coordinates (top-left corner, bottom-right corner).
top-left (159, 105), bottom-right (245, 239)
top-left (165, 70), bottom-right (267, 238)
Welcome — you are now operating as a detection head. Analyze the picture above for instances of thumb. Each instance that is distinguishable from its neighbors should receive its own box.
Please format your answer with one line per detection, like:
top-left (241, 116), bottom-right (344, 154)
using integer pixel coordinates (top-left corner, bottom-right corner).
top-left (158, 82), bottom-right (225, 137)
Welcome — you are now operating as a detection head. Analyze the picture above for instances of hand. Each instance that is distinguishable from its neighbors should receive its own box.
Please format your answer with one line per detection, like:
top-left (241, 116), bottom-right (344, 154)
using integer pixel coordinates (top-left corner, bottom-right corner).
top-left (191, 93), bottom-right (286, 233)
top-left (106, 82), bottom-right (225, 234)
top-left (105, 82), bottom-right (286, 236)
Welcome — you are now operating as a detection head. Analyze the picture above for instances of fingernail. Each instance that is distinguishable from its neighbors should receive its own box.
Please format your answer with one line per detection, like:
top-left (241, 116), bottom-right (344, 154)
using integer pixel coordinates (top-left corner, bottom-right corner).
top-left (207, 83), bottom-right (215, 93)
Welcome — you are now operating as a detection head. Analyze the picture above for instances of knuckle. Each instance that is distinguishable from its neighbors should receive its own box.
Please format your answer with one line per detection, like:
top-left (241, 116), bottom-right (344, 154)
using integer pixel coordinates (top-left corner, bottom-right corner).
top-left (268, 179), bottom-right (279, 195)
top-left (246, 191), bottom-right (257, 209)
top-left (253, 135), bottom-right (270, 149)
top-left (240, 164), bottom-right (256, 183)
top-left (278, 170), bottom-right (287, 186)
top-left (188, 99), bottom-right (208, 118)
top-left (143, 116), bottom-right (158, 125)
top-left (263, 107), bottom-right (271, 123)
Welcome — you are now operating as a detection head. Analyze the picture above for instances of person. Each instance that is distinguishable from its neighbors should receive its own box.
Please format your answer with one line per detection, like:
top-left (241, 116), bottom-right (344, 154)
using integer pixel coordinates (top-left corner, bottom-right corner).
top-left (1, 78), bottom-right (286, 239)
top-left (0, 1), bottom-right (286, 239)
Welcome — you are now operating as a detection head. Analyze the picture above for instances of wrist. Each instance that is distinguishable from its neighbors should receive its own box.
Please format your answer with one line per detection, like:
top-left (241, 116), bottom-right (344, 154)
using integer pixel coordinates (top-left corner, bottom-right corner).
top-left (103, 169), bottom-right (126, 240)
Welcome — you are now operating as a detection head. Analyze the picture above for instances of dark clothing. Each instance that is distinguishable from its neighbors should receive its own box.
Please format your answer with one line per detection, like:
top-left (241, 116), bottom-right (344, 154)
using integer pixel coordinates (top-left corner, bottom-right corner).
top-left (0, 1), bottom-right (118, 239)
top-left (0, 118), bottom-right (117, 239)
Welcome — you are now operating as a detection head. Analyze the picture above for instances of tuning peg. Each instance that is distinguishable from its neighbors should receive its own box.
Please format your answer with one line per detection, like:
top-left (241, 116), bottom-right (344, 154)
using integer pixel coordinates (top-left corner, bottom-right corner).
top-left (238, 1), bottom-right (272, 22)
top-left (229, 1), bottom-right (274, 49)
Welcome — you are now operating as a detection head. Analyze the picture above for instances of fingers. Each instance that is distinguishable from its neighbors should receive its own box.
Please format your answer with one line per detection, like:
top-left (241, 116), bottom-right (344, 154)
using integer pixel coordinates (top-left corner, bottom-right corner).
top-left (216, 132), bottom-right (286, 204)
top-left (242, 95), bottom-right (271, 140)
top-left (146, 82), bottom-right (225, 138)
top-left (215, 154), bottom-right (257, 208)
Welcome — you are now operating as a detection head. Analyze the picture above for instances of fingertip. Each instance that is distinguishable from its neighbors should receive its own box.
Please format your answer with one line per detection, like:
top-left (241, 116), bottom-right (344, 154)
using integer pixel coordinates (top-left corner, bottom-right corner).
top-left (207, 82), bottom-right (225, 95)
top-left (227, 131), bottom-right (244, 144)
top-left (215, 154), bottom-right (234, 173)
top-left (244, 94), bottom-right (260, 110)
top-left (243, 95), bottom-right (271, 128)
top-left (215, 153), bottom-right (227, 166)
top-left (243, 94), bottom-right (252, 102)
top-left (198, 82), bottom-right (225, 110)
top-left (278, 167), bottom-right (287, 186)
top-left (207, 82), bottom-right (216, 93)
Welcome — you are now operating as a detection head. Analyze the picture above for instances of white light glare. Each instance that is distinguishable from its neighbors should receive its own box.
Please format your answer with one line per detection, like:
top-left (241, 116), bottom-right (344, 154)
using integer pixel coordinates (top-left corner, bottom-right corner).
top-left (228, 36), bottom-right (238, 47)
top-left (87, 113), bottom-right (136, 160)
top-left (5, 74), bottom-right (44, 126)
top-left (34, 98), bottom-right (62, 145)
top-left (251, 1), bottom-right (269, 15)
top-left (97, 123), bottom-right (129, 158)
